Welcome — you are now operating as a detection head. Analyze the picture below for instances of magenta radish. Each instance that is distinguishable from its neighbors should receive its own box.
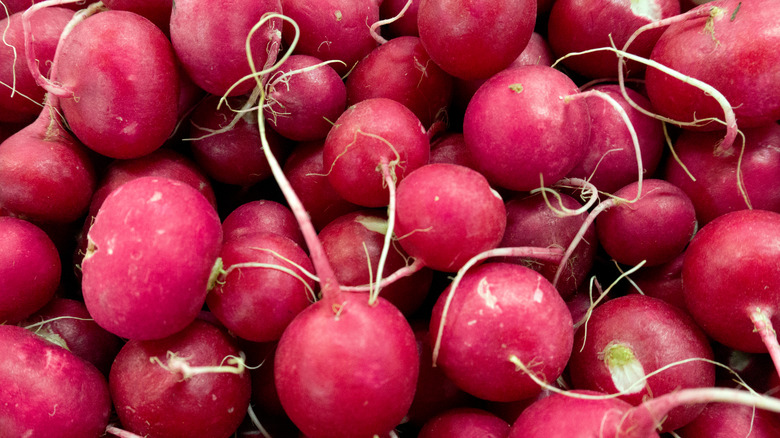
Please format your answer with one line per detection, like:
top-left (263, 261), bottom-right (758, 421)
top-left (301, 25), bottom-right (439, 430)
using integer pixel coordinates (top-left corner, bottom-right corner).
top-left (430, 262), bottom-right (573, 402)
top-left (418, 408), bottom-right (510, 438)
top-left (319, 210), bottom-right (433, 315)
top-left (417, 0), bottom-right (536, 80)
top-left (222, 199), bottom-right (305, 248)
top-left (81, 176), bottom-right (223, 340)
top-left (379, 0), bottom-right (420, 38)
top-left (264, 54), bottom-right (347, 142)
top-left (102, 0), bottom-right (173, 35)
top-left (568, 294), bottom-right (715, 431)
top-left (676, 402), bottom-right (780, 437)
top-left (664, 124), bottom-right (780, 225)
top-left (499, 192), bottom-right (597, 299)
top-left (109, 320), bottom-right (251, 438)
top-left (627, 252), bottom-right (687, 311)
top-left (394, 163), bottom-right (506, 272)
top-left (645, 0), bottom-right (780, 129)
top-left (0, 7), bottom-right (72, 123)
top-left (48, 9), bottom-right (180, 159)
top-left (547, 0), bottom-right (680, 79)
top-left (682, 209), bottom-right (780, 359)
top-left (462, 65), bottom-right (590, 192)
top-left (429, 132), bottom-right (477, 169)
top-left (170, 0), bottom-right (281, 96)
top-left (0, 217), bottom-right (60, 323)
top-left (0, 325), bottom-right (112, 437)
top-left (322, 97), bottom-right (430, 208)
top-left (345, 35), bottom-right (454, 128)
top-left (566, 85), bottom-right (664, 194)
top-left (207, 231), bottom-right (315, 342)
top-left (596, 179), bottom-right (697, 267)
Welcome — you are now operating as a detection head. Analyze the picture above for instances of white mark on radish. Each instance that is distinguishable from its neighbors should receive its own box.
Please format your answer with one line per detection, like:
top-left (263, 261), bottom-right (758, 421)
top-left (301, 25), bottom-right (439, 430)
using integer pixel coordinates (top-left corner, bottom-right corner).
top-left (148, 191), bottom-right (163, 203)
top-left (156, 229), bottom-right (165, 235)
top-left (334, 10), bottom-right (342, 21)
top-left (212, 394), bottom-right (217, 401)
top-left (116, 116), bottom-right (124, 122)
top-left (49, 404), bottom-right (58, 416)
top-left (532, 277), bottom-right (544, 303)
top-left (629, 0), bottom-right (662, 21)
top-left (121, 122), bottom-right (139, 136)
top-left (477, 277), bottom-right (498, 309)
top-left (228, 407), bottom-right (235, 414)
top-left (599, 342), bottom-right (646, 394)
top-left (467, 320), bottom-right (477, 326)
top-left (434, 196), bottom-right (440, 202)
top-left (490, 188), bottom-right (503, 201)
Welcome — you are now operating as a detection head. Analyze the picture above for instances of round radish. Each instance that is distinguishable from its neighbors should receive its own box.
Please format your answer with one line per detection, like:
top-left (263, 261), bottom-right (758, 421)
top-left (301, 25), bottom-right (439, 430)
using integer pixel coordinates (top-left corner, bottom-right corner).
top-left (418, 407), bottom-right (510, 438)
top-left (676, 402), bottom-right (780, 437)
top-left (222, 199), bottom-right (305, 248)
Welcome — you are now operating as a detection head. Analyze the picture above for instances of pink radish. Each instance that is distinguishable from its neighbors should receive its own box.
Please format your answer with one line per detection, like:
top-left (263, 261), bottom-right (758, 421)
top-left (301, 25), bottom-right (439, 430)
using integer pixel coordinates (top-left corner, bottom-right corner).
top-left (418, 407), bottom-right (510, 438)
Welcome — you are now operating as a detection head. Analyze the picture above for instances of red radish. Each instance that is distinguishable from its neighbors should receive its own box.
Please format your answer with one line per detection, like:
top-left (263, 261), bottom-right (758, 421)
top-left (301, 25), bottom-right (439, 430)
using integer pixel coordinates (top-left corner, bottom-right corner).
top-left (682, 209), bottom-right (780, 359)
top-left (568, 294), bottom-right (715, 431)
top-left (627, 252), bottom-right (687, 311)
top-left (319, 210), bottom-right (433, 315)
top-left (0, 217), bottom-right (60, 323)
top-left (462, 65), bottom-right (590, 192)
top-left (379, 0), bottom-right (420, 37)
top-left (23, 298), bottom-right (123, 376)
top-left (428, 132), bottom-right (477, 169)
top-left (47, 9), bottom-right (180, 159)
top-left (170, 0), bottom-right (282, 96)
top-left (102, 0), bottom-right (172, 35)
top-left (345, 35), bottom-right (454, 128)
top-left (207, 231), bottom-right (315, 342)
top-left (566, 85), bottom-right (664, 194)
top-left (418, 408), bottom-right (510, 438)
top-left (417, 0), bottom-right (536, 80)
top-left (394, 163), bottom-right (506, 272)
top-left (596, 179), bottom-right (697, 267)
top-left (81, 176), bottom-right (223, 340)
top-left (264, 54), bottom-right (347, 142)
top-left (430, 262), bottom-right (574, 402)
top-left (282, 140), bottom-right (361, 230)
top-left (676, 402), bottom-right (780, 437)
top-left (0, 7), bottom-right (72, 123)
top-left (645, 0), bottom-right (780, 129)
top-left (109, 320), bottom-right (251, 438)
top-left (0, 325), bottom-right (112, 437)
top-left (280, 0), bottom-right (379, 75)
top-left (0, 104), bottom-right (96, 223)
top-left (664, 124), bottom-right (780, 225)
top-left (322, 97), bottom-right (430, 208)
top-left (222, 199), bottom-right (305, 248)
top-left (547, 0), bottom-right (680, 79)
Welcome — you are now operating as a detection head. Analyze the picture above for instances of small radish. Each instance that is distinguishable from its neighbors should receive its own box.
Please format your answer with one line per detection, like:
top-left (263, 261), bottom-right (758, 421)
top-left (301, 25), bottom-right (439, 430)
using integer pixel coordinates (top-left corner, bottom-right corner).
top-left (418, 407), bottom-right (510, 438)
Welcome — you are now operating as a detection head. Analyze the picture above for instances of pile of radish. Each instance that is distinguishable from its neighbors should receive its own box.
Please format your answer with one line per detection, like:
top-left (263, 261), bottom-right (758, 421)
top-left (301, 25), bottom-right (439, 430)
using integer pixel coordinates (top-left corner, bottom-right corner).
top-left (3, 0), bottom-right (780, 436)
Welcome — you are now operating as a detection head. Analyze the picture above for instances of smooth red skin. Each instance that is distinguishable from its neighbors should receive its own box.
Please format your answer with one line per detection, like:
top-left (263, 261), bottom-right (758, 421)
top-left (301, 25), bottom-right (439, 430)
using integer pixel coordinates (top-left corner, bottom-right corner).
top-left (569, 295), bottom-right (715, 432)
top-left (628, 251), bottom-right (687, 311)
top-left (280, 0), bottom-right (379, 75)
top-left (346, 36), bottom-right (454, 128)
top-left (418, 408), bottom-right (510, 438)
top-left (265, 55), bottom-right (347, 142)
top-left (102, 0), bottom-right (172, 35)
top-left (407, 322), bottom-right (472, 427)
top-left (394, 163), bottom-right (506, 272)
top-left (274, 294), bottom-right (419, 438)
top-left (0, 108), bottom-right (96, 223)
top-left (646, 0), bottom-right (780, 129)
top-left (81, 177), bottom-right (223, 340)
top-left (566, 85), bottom-right (664, 194)
top-left (547, 0), bottom-right (679, 79)
top-left (323, 97), bottom-right (430, 207)
top-left (109, 320), bottom-right (252, 438)
top-left (429, 132), bottom-right (477, 169)
top-left (207, 232), bottom-right (315, 342)
top-left (417, 0), bottom-right (536, 80)
top-left (682, 209), bottom-right (780, 353)
top-left (463, 65), bottom-right (590, 192)
top-left (430, 263), bottom-right (574, 402)
top-left (57, 11), bottom-right (179, 159)
top-left (171, 0), bottom-right (281, 95)
top-left (318, 210), bottom-right (433, 315)
top-left (0, 8), bottom-right (73, 123)
top-left (0, 217), bottom-right (60, 323)
top-left (283, 140), bottom-right (361, 231)
top-left (452, 32), bottom-right (554, 116)
top-left (222, 200), bottom-right (305, 248)
top-left (379, 0), bottom-right (421, 37)
top-left (22, 298), bottom-right (123, 375)
top-left (677, 403), bottom-right (780, 438)
top-left (0, 325), bottom-right (111, 438)
top-left (499, 192), bottom-right (597, 299)
top-left (189, 95), bottom-right (289, 186)
top-left (596, 179), bottom-right (697, 267)
top-left (664, 125), bottom-right (780, 225)
top-left (509, 390), bottom-right (659, 438)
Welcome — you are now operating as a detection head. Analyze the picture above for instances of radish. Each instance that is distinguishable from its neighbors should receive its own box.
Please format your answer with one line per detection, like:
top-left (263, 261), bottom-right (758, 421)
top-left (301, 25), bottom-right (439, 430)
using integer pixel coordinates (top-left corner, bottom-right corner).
top-left (627, 252), bottom-right (687, 311)
top-left (0, 216), bottom-right (60, 323)
top-left (102, 0), bottom-right (172, 35)
top-left (379, 0), bottom-right (419, 38)
top-left (109, 320), bottom-right (251, 438)
top-left (428, 132), bottom-right (476, 169)
top-left (0, 324), bottom-right (112, 437)
top-left (222, 199), bottom-right (305, 248)
top-left (676, 402), bottom-right (780, 437)
top-left (81, 176), bottom-right (223, 340)
top-left (418, 407), bottom-right (510, 438)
